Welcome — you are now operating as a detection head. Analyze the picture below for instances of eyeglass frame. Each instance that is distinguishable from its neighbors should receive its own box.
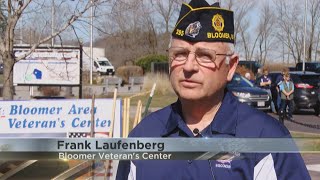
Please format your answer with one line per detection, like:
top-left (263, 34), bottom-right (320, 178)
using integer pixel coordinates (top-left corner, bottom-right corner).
top-left (167, 46), bottom-right (234, 65)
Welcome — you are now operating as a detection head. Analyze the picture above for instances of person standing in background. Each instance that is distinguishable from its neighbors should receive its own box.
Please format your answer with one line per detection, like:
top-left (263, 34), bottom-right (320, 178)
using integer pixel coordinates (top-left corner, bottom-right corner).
top-left (245, 72), bottom-right (255, 84)
top-left (275, 68), bottom-right (289, 112)
top-left (259, 67), bottom-right (276, 113)
top-left (279, 72), bottom-right (295, 122)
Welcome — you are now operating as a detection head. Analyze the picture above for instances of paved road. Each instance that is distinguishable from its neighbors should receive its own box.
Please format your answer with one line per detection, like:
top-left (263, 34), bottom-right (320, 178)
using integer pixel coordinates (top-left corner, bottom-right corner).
top-left (268, 110), bottom-right (320, 179)
top-left (268, 110), bottom-right (320, 134)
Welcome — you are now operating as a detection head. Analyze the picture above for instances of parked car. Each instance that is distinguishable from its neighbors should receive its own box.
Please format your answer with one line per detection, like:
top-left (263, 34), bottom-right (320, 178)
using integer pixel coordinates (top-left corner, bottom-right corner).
top-left (238, 60), bottom-right (262, 74)
top-left (269, 71), bottom-right (320, 115)
top-left (288, 66), bottom-right (296, 71)
top-left (296, 62), bottom-right (320, 73)
top-left (227, 73), bottom-right (271, 111)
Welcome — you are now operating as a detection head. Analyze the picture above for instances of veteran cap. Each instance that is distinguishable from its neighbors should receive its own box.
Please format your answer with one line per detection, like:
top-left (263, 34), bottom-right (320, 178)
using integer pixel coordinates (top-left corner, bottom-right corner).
top-left (172, 0), bottom-right (234, 43)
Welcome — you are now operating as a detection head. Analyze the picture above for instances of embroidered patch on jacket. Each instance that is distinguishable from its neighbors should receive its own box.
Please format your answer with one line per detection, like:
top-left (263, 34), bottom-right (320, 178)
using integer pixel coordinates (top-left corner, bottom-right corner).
top-left (215, 152), bottom-right (240, 169)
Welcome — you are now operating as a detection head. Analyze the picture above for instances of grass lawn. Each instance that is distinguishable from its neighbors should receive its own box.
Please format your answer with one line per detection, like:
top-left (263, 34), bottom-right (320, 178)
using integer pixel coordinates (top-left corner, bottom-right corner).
top-left (98, 91), bottom-right (178, 108)
top-left (291, 131), bottom-right (320, 138)
top-left (127, 92), bottom-right (178, 108)
top-left (291, 131), bottom-right (320, 152)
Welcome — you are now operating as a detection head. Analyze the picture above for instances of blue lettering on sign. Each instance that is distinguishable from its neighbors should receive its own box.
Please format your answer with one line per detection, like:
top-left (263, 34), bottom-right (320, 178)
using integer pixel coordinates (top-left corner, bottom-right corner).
top-left (68, 104), bottom-right (97, 115)
top-left (8, 118), bottom-right (57, 128)
top-left (9, 105), bottom-right (62, 115)
top-left (71, 117), bottom-right (110, 128)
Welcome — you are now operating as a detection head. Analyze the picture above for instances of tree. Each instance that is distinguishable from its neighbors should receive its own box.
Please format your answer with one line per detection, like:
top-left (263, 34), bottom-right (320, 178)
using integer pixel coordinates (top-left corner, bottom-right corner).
top-left (0, 1), bottom-right (6, 36)
top-left (150, 0), bottom-right (181, 35)
top-left (224, 0), bottom-right (256, 61)
top-left (256, 2), bottom-right (276, 65)
top-left (307, 0), bottom-right (320, 61)
top-left (97, 0), bottom-right (175, 67)
top-left (274, 0), bottom-right (304, 63)
top-left (0, 0), bottom-right (108, 100)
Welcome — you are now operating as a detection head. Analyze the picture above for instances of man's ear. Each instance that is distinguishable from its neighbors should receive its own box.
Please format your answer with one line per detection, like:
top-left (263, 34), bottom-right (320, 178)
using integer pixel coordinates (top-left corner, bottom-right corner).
top-left (227, 54), bottom-right (239, 81)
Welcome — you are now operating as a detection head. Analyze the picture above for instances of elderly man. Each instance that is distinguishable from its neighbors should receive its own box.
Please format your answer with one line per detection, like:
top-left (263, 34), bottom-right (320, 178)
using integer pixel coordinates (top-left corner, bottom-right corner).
top-left (116, 0), bottom-right (310, 179)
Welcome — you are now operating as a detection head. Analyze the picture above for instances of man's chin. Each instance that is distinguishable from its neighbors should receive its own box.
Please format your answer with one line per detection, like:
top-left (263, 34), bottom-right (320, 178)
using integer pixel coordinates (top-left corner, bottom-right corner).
top-left (178, 93), bottom-right (203, 101)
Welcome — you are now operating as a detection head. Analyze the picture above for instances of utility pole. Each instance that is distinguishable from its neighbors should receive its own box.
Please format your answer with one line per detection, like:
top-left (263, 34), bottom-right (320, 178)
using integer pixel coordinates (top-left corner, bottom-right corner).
top-left (90, 0), bottom-right (93, 85)
top-left (303, 0), bottom-right (307, 72)
top-left (51, 0), bottom-right (55, 46)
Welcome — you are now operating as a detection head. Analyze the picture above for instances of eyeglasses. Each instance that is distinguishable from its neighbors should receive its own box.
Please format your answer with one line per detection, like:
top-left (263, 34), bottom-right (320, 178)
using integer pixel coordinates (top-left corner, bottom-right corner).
top-left (167, 47), bottom-right (233, 66)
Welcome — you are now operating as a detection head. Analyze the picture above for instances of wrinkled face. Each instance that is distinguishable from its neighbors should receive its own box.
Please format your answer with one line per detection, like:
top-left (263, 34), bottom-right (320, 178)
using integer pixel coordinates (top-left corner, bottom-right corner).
top-left (169, 38), bottom-right (238, 101)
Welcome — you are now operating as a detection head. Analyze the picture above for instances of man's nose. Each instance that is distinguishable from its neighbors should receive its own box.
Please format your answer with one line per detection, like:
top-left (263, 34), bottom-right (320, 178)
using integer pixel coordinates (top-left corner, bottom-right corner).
top-left (182, 53), bottom-right (199, 72)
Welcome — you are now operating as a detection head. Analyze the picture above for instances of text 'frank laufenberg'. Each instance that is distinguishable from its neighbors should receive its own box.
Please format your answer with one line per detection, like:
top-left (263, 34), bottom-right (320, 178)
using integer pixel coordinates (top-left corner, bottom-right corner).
top-left (57, 140), bottom-right (165, 151)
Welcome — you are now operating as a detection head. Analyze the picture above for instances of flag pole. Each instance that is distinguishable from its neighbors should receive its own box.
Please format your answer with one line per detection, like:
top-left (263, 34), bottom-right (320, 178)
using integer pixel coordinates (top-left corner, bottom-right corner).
top-left (143, 83), bottom-right (156, 118)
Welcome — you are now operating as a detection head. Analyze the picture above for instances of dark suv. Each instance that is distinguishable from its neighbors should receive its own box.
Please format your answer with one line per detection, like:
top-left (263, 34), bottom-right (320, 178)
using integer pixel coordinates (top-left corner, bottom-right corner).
top-left (269, 71), bottom-right (320, 115)
top-left (296, 62), bottom-right (320, 73)
top-left (227, 73), bottom-right (271, 111)
top-left (238, 61), bottom-right (262, 74)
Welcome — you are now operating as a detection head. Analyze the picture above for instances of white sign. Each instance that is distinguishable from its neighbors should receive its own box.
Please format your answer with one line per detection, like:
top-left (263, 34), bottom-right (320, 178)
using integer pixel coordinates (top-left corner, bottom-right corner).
top-left (13, 48), bottom-right (80, 85)
top-left (0, 98), bottom-right (121, 180)
top-left (0, 99), bottom-right (121, 135)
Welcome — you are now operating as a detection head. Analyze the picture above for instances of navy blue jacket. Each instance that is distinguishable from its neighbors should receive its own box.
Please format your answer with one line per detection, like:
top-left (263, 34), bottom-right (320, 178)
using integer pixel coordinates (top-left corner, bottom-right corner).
top-left (260, 75), bottom-right (272, 89)
top-left (116, 92), bottom-right (310, 180)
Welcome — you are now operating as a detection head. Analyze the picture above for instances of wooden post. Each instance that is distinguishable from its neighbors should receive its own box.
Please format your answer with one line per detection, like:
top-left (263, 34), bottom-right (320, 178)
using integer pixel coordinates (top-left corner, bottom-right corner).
top-left (122, 98), bottom-right (127, 138)
top-left (104, 89), bottom-right (117, 179)
top-left (109, 88), bottom-right (117, 138)
top-left (125, 98), bottom-right (130, 137)
top-left (138, 102), bottom-right (143, 124)
top-left (133, 100), bottom-right (142, 129)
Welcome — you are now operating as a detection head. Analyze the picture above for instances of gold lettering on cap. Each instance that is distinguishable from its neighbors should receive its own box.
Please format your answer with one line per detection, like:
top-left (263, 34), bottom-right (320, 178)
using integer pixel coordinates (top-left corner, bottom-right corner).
top-left (207, 32), bottom-right (234, 40)
top-left (175, 29), bottom-right (184, 36)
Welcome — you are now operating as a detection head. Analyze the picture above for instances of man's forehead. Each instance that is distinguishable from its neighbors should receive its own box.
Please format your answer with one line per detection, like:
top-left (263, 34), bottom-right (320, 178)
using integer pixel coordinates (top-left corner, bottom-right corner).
top-left (171, 38), bottom-right (228, 50)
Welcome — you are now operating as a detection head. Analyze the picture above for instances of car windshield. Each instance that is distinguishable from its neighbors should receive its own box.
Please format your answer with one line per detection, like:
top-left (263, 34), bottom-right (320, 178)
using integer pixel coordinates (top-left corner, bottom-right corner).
top-left (227, 74), bottom-right (254, 88)
top-left (306, 64), bottom-right (320, 71)
top-left (98, 61), bottom-right (111, 66)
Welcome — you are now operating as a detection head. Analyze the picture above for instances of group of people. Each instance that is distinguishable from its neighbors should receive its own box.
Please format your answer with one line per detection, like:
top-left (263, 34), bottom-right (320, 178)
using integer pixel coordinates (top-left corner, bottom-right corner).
top-left (117, 0), bottom-right (310, 179)
top-left (245, 67), bottom-right (294, 123)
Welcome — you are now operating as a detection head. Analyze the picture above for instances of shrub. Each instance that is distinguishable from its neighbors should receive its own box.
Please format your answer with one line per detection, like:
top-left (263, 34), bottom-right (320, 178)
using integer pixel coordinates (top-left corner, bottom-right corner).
top-left (40, 86), bottom-right (60, 96)
top-left (116, 65), bottom-right (143, 84)
top-left (135, 54), bottom-right (168, 73)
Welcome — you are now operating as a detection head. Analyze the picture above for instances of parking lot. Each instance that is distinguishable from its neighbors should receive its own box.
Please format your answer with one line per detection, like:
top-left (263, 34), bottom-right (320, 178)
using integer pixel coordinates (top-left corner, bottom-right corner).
top-left (268, 110), bottom-right (320, 179)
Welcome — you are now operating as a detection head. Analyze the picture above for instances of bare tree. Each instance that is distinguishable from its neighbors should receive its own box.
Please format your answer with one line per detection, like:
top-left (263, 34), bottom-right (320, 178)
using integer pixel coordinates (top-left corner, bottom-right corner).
top-left (151, 0), bottom-right (181, 35)
top-left (256, 2), bottom-right (276, 65)
top-left (307, 0), bottom-right (320, 61)
top-left (224, 0), bottom-right (256, 61)
top-left (97, 0), bottom-right (174, 67)
top-left (0, 0), bottom-right (109, 100)
top-left (274, 0), bottom-right (304, 63)
top-left (315, 29), bottom-right (320, 61)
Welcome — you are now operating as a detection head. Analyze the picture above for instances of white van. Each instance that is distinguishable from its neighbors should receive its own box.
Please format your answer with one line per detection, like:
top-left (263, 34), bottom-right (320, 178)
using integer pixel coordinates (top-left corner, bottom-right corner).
top-left (93, 57), bottom-right (115, 75)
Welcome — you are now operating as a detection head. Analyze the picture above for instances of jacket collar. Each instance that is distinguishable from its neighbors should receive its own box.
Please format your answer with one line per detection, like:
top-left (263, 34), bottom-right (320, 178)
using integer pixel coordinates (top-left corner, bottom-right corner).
top-left (161, 91), bottom-right (238, 137)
